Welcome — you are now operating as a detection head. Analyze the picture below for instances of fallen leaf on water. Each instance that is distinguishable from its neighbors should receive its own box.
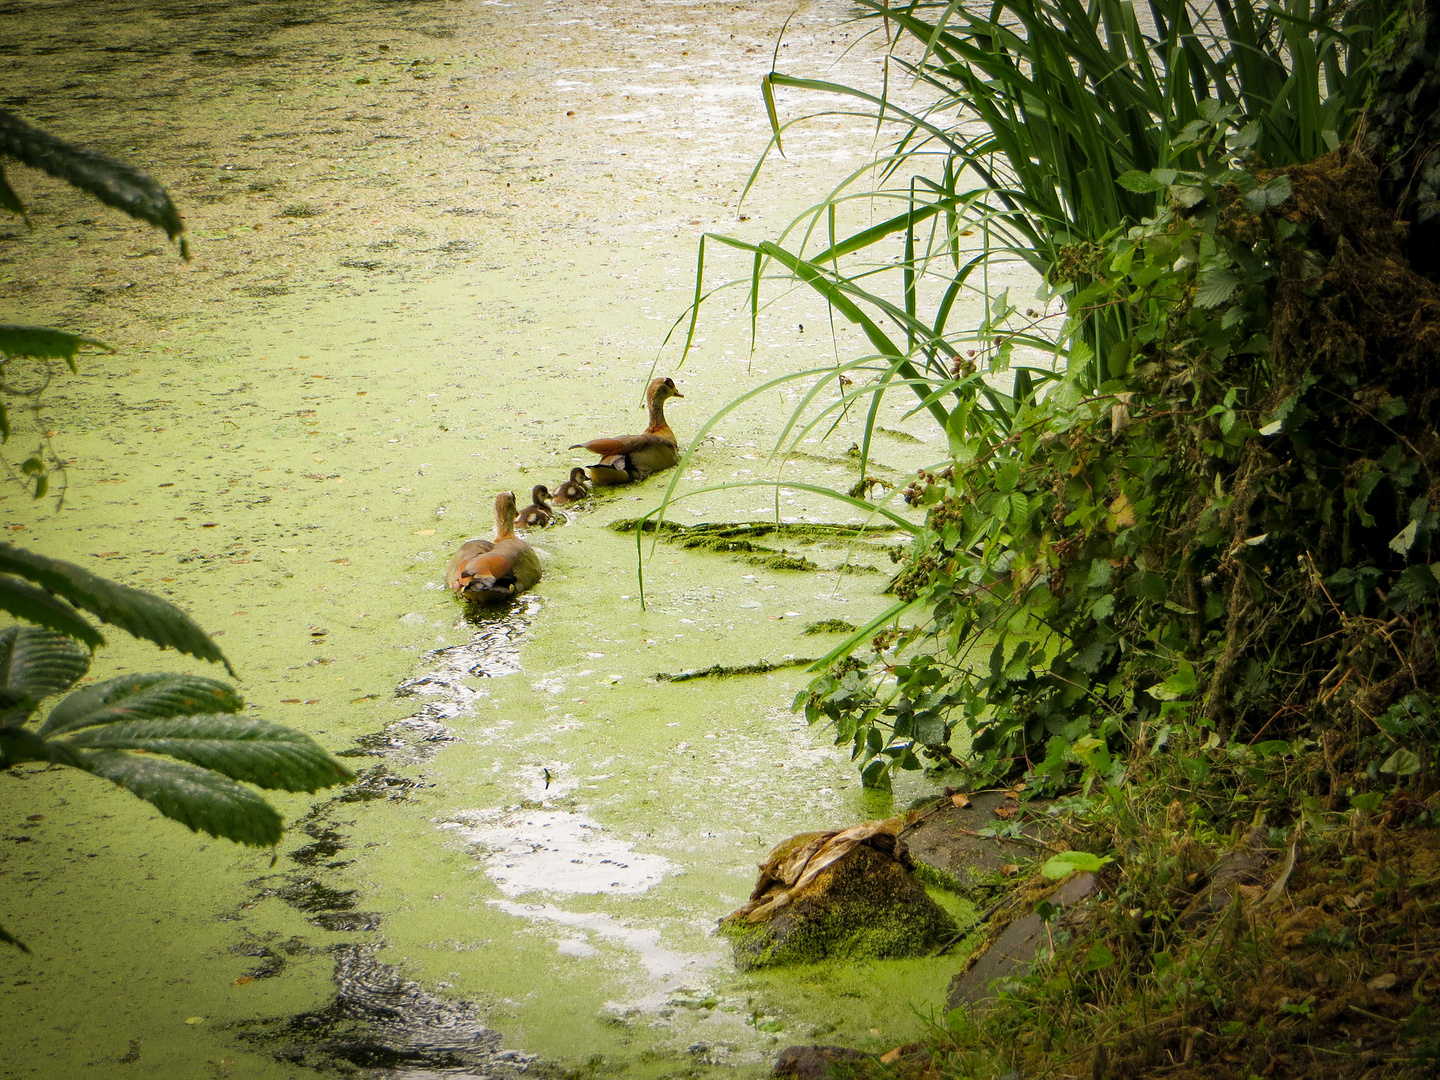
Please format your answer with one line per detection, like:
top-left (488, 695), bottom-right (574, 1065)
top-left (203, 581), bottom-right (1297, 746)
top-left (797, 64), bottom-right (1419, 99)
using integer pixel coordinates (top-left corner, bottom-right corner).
top-left (184, 1016), bottom-right (205, 1025)
top-left (233, 976), bottom-right (255, 986)
top-left (414, 529), bottom-right (436, 536)
top-left (94, 551), bottom-right (119, 558)
top-left (280, 698), bottom-right (301, 704)
top-left (332, 558), bottom-right (351, 565)
top-left (879, 1048), bottom-right (903, 1065)
top-left (951, 793), bottom-right (971, 808)
top-left (303, 699), bottom-right (320, 705)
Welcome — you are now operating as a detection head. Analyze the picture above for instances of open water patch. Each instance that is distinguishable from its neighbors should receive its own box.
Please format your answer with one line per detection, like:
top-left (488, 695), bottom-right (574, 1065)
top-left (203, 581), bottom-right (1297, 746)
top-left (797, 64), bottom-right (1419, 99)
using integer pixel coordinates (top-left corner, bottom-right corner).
top-left (442, 808), bottom-right (674, 897)
top-left (358, 597), bottom-right (539, 765)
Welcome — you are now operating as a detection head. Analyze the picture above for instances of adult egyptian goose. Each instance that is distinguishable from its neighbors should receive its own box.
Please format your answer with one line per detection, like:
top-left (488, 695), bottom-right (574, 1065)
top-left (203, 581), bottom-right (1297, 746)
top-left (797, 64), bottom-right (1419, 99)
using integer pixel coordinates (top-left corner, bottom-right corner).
top-left (445, 492), bottom-right (541, 602)
top-left (550, 467), bottom-right (591, 506)
top-left (516, 485), bottom-right (553, 529)
top-left (570, 376), bottom-right (684, 486)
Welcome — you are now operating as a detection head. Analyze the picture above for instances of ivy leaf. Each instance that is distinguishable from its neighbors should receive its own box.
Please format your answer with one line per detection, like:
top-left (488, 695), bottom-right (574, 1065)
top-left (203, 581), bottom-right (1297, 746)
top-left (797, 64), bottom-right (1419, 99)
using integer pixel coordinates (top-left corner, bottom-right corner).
top-left (0, 625), bottom-right (90, 717)
top-left (0, 544), bottom-right (233, 674)
top-left (78, 749), bottom-right (283, 847)
top-left (66, 714), bottom-right (354, 792)
top-left (1379, 748), bottom-right (1421, 776)
top-left (39, 673), bottom-right (242, 737)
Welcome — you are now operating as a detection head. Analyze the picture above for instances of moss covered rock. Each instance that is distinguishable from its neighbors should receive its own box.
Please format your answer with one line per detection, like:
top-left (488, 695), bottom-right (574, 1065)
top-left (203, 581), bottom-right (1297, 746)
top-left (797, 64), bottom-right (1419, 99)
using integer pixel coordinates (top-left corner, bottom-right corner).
top-left (720, 822), bottom-right (956, 970)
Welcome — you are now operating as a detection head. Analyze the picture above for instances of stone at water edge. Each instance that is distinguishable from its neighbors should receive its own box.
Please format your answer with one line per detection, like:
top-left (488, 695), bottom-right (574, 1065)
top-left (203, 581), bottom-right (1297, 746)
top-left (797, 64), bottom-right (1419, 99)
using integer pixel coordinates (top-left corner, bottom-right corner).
top-left (773, 1045), bottom-right (871, 1080)
top-left (720, 820), bottom-right (957, 970)
top-left (945, 871), bottom-right (1100, 1013)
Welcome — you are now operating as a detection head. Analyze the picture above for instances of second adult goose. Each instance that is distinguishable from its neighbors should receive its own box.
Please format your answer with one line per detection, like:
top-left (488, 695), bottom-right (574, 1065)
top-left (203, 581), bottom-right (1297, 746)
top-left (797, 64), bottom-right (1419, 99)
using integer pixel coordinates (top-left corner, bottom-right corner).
top-left (446, 491), bottom-right (541, 602)
top-left (571, 376), bottom-right (684, 486)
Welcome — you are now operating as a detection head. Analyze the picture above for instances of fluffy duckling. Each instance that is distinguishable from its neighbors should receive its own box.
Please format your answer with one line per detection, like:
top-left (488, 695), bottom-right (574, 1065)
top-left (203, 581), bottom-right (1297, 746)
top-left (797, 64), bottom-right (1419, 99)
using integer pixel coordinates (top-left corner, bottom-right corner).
top-left (516, 484), bottom-right (554, 529)
top-left (570, 376), bottom-right (684, 486)
top-left (550, 467), bottom-right (591, 506)
top-left (445, 491), bottom-right (541, 603)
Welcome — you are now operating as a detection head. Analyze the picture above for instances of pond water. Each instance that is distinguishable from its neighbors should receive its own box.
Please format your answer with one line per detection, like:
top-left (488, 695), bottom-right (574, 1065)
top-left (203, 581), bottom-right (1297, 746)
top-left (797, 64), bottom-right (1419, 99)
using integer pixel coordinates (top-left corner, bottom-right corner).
top-left (0, 1), bottom-right (1021, 1075)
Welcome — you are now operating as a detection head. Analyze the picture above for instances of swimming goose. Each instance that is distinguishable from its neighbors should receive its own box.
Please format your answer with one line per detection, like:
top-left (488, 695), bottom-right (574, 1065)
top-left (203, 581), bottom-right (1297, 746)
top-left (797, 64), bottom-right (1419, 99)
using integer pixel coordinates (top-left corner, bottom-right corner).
top-left (570, 376), bottom-right (684, 486)
top-left (445, 491), bottom-right (541, 602)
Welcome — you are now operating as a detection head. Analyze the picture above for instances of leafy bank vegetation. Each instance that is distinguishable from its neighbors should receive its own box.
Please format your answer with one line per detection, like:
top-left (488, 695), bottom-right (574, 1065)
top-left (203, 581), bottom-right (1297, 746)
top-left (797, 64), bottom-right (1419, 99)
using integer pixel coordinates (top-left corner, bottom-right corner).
top-left (670, 0), bottom-right (1440, 1073)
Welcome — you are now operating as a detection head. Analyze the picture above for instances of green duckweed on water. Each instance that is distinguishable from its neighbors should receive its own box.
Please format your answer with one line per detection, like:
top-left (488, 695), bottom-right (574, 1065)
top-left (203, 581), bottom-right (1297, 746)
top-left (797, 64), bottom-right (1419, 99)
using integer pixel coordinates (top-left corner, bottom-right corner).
top-left (0, 1), bottom-right (1026, 1076)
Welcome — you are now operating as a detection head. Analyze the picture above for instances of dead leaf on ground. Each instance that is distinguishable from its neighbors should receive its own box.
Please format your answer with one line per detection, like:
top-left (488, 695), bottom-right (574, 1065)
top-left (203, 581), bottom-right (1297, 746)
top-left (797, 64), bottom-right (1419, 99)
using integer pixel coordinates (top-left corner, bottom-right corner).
top-left (994, 805), bottom-right (1017, 820)
top-left (1001, 863), bottom-right (1020, 876)
top-left (879, 1047), bottom-right (903, 1064)
top-left (951, 793), bottom-right (971, 808)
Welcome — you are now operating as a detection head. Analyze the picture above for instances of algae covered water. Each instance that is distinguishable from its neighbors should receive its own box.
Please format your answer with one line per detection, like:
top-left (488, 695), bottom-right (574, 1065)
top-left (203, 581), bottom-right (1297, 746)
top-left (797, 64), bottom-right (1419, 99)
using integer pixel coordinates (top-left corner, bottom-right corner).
top-left (0, 1), bottom-right (1001, 1074)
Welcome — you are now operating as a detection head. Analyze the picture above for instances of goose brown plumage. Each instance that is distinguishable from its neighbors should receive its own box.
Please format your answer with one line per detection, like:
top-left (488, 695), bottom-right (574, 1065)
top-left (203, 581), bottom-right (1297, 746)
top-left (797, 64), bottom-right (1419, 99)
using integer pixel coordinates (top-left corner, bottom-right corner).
top-left (445, 491), bottom-right (542, 602)
top-left (516, 484), bottom-right (553, 528)
top-left (570, 376), bottom-right (684, 486)
top-left (550, 467), bottom-right (591, 506)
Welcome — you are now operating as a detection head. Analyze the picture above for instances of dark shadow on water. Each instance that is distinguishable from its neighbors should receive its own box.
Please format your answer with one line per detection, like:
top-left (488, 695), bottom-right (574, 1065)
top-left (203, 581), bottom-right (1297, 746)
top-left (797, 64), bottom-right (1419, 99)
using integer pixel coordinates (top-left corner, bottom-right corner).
top-left (233, 944), bottom-right (533, 1076)
top-left (231, 596), bottom-right (541, 1074)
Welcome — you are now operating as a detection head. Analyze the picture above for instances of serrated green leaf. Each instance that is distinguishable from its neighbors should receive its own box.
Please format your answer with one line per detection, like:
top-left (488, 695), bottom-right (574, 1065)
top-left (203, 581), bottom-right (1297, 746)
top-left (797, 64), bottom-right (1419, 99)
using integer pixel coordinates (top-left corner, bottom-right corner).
top-left (1170, 185), bottom-right (1206, 208)
top-left (39, 673), bottom-right (242, 737)
top-left (0, 544), bottom-right (232, 674)
top-left (0, 624), bottom-right (90, 716)
top-left (66, 714), bottom-right (353, 792)
top-left (1195, 269), bottom-right (1239, 308)
top-left (0, 575), bottom-right (104, 648)
top-left (79, 749), bottom-right (283, 846)
top-left (0, 110), bottom-right (186, 245)
top-left (1117, 170), bottom-right (1164, 194)
top-left (0, 725), bottom-right (84, 767)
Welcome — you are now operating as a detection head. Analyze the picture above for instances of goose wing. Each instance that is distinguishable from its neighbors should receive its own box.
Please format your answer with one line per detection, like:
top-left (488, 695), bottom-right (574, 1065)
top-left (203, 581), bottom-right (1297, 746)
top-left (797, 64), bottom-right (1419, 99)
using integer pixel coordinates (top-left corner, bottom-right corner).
top-left (446, 539), bottom-right (494, 591)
